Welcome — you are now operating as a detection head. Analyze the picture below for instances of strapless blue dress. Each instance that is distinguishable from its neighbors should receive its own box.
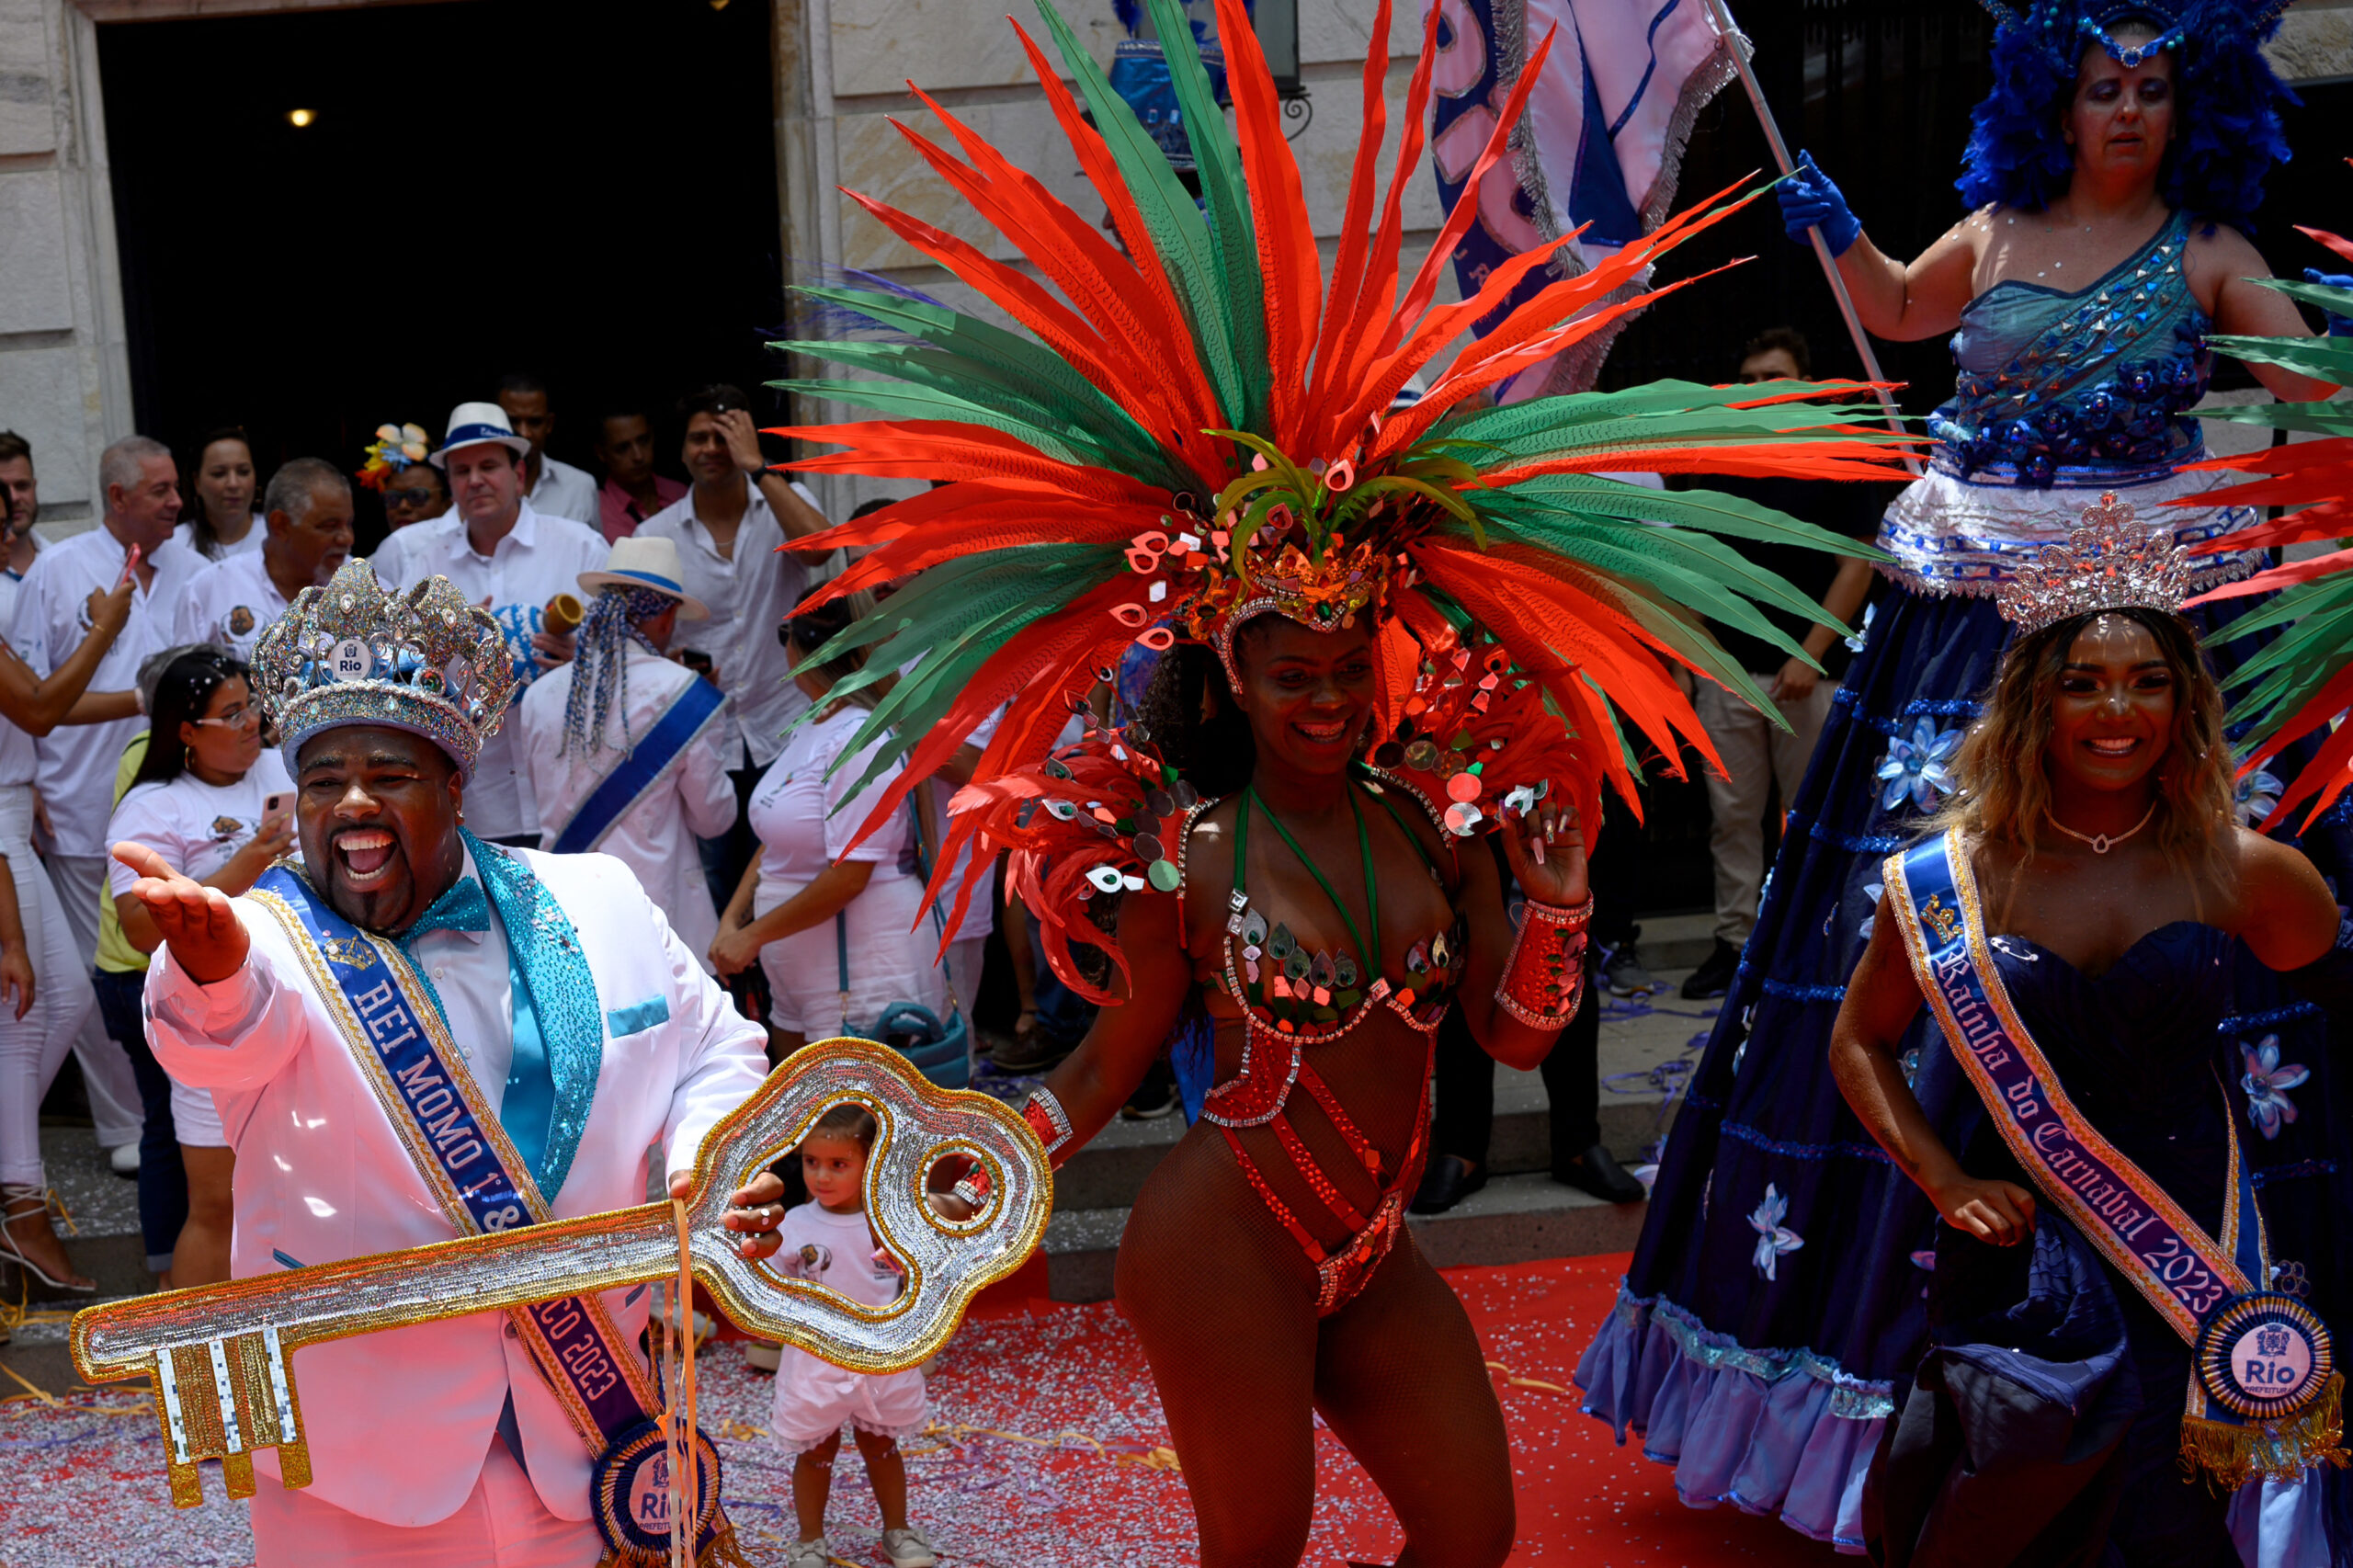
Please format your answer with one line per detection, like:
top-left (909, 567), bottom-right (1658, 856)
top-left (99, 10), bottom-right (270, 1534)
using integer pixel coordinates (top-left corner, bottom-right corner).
top-left (1575, 210), bottom-right (2353, 1564)
top-left (1870, 924), bottom-right (2241, 1567)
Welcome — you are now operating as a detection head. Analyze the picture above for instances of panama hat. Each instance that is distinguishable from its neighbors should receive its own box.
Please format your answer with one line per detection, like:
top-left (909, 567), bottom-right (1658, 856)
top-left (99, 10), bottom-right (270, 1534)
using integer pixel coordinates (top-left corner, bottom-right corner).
top-left (577, 535), bottom-right (709, 620)
top-left (430, 402), bottom-right (532, 468)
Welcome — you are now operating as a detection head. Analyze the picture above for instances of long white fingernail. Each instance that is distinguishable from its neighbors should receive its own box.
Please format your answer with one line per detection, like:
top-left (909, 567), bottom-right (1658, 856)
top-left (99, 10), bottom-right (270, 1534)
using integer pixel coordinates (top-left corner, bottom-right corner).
top-left (1532, 839), bottom-right (1546, 865)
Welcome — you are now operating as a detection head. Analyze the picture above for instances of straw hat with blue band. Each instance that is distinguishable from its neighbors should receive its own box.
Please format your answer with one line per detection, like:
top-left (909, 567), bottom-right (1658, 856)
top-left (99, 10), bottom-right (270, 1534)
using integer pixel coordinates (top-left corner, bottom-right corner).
top-left (430, 401), bottom-right (532, 469)
top-left (577, 536), bottom-right (709, 621)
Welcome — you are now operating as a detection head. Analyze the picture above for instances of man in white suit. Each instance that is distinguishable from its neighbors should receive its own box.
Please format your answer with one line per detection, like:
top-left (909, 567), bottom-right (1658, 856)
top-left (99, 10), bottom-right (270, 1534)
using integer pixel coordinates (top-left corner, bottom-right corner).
top-left (119, 561), bottom-right (782, 1566)
top-left (517, 536), bottom-right (735, 964)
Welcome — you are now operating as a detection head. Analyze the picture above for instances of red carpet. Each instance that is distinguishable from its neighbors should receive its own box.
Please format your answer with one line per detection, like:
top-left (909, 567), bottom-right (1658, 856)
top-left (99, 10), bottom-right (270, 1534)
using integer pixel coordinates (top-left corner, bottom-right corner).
top-left (0, 1252), bottom-right (1842, 1566)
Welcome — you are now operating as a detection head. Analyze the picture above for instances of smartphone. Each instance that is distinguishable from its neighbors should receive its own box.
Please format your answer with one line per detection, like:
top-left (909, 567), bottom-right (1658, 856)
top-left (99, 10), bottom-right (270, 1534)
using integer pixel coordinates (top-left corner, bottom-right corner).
top-left (680, 649), bottom-right (715, 677)
top-left (261, 790), bottom-right (293, 834)
top-left (114, 543), bottom-right (142, 589)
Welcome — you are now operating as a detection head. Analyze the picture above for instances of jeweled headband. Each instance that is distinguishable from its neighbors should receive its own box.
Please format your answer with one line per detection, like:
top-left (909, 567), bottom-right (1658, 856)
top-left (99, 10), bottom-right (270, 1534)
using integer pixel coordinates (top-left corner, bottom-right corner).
top-left (1993, 491), bottom-right (2197, 634)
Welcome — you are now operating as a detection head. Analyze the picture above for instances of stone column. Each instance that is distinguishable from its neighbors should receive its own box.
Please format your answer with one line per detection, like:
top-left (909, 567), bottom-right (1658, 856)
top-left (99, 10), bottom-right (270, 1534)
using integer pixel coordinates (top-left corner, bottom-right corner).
top-left (0, 0), bottom-right (131, 535)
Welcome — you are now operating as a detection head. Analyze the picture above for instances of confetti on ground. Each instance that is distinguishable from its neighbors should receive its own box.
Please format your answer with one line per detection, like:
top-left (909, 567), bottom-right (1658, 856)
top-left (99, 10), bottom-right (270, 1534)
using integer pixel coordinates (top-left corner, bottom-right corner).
top-left (0, 1255), bottom-right (1840, 1566)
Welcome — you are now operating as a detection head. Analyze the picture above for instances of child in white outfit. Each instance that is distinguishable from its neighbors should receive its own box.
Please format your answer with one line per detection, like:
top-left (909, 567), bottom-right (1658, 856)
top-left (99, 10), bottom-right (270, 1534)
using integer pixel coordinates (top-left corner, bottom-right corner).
top-left (770, 1104), bottom-right (935, 1568)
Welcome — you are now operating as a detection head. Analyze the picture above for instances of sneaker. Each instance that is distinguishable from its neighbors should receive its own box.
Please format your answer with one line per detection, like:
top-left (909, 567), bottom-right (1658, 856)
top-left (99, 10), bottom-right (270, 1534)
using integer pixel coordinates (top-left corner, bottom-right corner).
top-left (744, 1340), bottom-right (781, 1372)
top-left (108, 1143), bottom-right (140, 1177)
top-left (1679, 937), bottom-right (1741, 1000)
top-left (1600, 946), bottom-right (1657, 997)
top-left (881, 1526), bottom-right (938, 1567)
top-left (785, 1538), bottom-right (832, 1568)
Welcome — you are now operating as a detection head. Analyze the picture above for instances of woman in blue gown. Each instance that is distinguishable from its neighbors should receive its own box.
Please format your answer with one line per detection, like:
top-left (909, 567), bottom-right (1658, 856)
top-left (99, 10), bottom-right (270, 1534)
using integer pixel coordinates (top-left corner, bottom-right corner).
top-left (1831, 590), bottom-right (2346, 1567)
top-left (1574, 3), bottom-right (2352, 1554)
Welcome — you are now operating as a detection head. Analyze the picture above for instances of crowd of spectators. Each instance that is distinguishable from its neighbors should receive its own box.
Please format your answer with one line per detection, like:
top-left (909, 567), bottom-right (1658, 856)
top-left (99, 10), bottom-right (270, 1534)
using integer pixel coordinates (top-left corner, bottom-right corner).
top-left (0, 327), bottom-right (1886, 1291)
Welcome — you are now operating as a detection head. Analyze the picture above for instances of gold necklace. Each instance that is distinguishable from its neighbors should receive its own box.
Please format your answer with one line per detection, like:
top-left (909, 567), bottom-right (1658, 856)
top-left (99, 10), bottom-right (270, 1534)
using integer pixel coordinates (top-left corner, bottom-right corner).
top-left (2045, 801), bottom-right (2156, 855)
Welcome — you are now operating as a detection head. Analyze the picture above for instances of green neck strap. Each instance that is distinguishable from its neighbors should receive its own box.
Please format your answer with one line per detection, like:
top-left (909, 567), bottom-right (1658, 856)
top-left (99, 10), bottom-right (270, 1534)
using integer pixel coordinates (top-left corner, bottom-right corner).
top-left (1236, 779), bottom-right (1382, 979)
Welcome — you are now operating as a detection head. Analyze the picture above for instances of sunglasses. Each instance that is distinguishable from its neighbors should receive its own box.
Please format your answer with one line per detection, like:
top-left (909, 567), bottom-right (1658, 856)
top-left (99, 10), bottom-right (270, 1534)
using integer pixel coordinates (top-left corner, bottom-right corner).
top-left (383, 487), bottom-right (439, 507)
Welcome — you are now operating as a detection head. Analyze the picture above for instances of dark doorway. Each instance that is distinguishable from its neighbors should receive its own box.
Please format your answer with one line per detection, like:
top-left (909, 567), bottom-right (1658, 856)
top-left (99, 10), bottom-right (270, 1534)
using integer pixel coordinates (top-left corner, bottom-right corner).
top-left (97, 0), bottom-right (784, 551)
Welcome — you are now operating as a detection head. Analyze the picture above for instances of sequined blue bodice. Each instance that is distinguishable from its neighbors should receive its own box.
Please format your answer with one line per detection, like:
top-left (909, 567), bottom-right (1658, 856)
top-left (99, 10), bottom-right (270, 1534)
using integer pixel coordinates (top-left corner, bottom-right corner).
top-left (1930, 212), bottom-right (2210, 485)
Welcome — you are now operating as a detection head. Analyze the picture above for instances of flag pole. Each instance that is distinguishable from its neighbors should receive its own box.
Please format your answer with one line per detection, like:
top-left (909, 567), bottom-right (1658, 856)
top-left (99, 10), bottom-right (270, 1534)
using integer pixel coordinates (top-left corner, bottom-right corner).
top-left (1702, 0), bottom-right (1922, 476)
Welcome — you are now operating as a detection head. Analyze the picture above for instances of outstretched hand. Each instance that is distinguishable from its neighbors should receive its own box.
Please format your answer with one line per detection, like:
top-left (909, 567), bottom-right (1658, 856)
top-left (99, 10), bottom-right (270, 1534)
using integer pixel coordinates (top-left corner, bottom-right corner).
top-left (111, 840), bottom-right (249, 984)
top-left (1498, 792), bottom-right (1589, 909)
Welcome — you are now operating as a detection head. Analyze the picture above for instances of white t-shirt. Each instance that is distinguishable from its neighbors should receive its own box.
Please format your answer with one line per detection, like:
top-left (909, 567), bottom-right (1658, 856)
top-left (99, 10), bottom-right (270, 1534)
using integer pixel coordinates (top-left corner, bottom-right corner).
top-left (12, 528), bottom-right (210, 856)
top-left (174, 550), bottom-right (292, 661)
top-left (746, 704), bottom-right (944, 1033)
top-left (748, 705), bottom-right (915, 893)
top-left (174, 515), bottom-right (266, 562)
top-left (772, 1199), bottom-right (904, 1310)
top-left (106, 753), bottom-right (295, 902)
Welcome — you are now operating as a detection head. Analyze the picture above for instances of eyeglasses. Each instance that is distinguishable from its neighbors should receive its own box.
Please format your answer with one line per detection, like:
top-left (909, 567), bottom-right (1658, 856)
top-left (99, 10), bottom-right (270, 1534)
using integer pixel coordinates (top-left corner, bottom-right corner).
top-left (192, 702), bottom-right (261, 731)
top-left (383, 487), bottom-right (438, 508)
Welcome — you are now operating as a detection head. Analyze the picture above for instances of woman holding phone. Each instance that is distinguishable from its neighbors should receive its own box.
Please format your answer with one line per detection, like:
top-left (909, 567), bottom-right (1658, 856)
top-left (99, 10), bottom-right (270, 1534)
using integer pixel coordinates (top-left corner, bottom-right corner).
top-left (103, 647), bottom-right (293, 1286)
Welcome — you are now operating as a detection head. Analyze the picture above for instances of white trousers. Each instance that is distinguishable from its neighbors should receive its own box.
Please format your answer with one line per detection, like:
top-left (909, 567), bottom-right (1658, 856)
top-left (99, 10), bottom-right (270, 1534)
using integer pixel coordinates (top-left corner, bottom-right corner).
top-left (250, 1439), bottom-right (599, 1567)
top-left (46, 849), bottom-right (142, 1148)
top-left (1693, 677), bottom-right (1836, 949)
top-left (0, 790), bottom-right (97, 1187)
top-left (944, 934), bottom-right (985, 1024)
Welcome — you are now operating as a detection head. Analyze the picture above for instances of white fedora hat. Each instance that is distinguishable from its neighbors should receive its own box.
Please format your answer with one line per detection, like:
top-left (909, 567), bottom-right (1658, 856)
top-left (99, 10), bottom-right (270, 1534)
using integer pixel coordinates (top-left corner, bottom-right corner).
top-left (430, 402), bottom-right (532, 468)
top-left (578, 535), bottom-right (709, 620)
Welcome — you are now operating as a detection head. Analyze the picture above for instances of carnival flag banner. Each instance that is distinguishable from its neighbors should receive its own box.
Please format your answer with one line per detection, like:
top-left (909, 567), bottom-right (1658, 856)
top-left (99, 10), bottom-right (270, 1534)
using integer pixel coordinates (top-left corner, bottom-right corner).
top-left (1426, 0), bottom-right (1743, 399)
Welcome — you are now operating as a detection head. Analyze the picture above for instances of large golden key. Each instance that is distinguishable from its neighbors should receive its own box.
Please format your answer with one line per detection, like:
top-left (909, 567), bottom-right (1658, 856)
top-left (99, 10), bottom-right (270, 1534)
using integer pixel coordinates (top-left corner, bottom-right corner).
top-left (71, 1040), bottom-right (1049, 1506)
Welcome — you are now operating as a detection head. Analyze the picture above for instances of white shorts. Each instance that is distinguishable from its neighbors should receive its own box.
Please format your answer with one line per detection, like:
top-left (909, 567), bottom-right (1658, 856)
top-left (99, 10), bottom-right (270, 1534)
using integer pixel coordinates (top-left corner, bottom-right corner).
top-left (754, 874), bottom-right (943, 1039)
top-left (768, 1346), bottom-right (927, 1455)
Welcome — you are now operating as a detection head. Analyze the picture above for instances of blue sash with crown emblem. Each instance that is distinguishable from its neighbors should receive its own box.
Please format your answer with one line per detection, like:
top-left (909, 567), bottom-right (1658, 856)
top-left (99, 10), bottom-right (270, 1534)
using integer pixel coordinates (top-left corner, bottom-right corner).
top-left (245, 860), bottom-right (736, 1562)
top-left (1885, 830), bottom-right (2346, 1488)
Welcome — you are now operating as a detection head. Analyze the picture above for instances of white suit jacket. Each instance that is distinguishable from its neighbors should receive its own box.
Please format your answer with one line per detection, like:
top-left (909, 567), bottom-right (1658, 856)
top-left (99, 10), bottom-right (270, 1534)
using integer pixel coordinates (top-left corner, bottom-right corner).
top-left (143, 847), bottom-right (768, 1528)
top-left (517, 645), bottom-right (736, 964)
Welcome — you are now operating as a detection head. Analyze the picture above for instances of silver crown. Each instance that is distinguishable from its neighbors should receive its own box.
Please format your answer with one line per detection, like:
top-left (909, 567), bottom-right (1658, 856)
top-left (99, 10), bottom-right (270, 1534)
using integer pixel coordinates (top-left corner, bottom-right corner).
top-left (1994, 492), bottom-right (2197, 635)
top-left (253, 561), bottom-right (519, 781)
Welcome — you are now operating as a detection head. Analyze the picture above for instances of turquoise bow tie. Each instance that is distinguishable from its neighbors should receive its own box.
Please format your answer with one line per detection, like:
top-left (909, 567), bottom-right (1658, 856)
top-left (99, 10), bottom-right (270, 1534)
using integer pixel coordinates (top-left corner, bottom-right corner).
top-left (397, 875), bottom-right (490, 946)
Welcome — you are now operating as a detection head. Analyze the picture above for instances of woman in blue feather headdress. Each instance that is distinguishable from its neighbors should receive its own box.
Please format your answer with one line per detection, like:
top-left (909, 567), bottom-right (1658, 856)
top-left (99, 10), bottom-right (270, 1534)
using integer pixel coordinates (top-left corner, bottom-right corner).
top-left (1578, 5), bottom-right (2353, 1562)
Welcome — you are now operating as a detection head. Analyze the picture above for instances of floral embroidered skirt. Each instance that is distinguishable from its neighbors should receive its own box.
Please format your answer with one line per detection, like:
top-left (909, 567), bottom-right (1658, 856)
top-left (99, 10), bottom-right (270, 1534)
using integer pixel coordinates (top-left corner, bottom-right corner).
top-left (1573, 577), bottom-right (2353, 1554)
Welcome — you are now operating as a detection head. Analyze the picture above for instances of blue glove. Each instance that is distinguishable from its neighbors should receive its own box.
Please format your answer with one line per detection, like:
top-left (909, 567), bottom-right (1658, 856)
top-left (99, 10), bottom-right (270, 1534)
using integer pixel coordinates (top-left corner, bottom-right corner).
top-left (2304, 268), bottom-right (2353, 337)
top-left (1779, 151), bottom-right (1861, 258)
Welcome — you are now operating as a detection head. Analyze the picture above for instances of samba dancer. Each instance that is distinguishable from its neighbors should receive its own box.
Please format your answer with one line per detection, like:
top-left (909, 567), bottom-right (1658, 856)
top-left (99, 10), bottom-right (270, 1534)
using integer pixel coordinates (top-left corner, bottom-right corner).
top-left (119, 561), bottom-right (784, 1567)
top-left (758, 1), bottom-right (1914, 1559)
top-left (1580, 5), bottom-right (2347, 1547)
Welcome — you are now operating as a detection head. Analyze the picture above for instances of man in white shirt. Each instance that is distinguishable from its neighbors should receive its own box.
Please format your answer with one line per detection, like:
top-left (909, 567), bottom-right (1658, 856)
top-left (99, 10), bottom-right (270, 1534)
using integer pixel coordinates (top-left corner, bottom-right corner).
top-left (517, 536), bottom-right (735, 963)
top-left (176, 459), bottom-right (356, 659)
top-left (119, 560), bottom-right (782, 1567)
top-left (498, 374), bottom-right (599, 528)
top-left (12, 435), bottom-right (208, 1162)
top-left (373, 403), bottom-right (608, 846)
top-left (635, 384), bottom-right (832, 913)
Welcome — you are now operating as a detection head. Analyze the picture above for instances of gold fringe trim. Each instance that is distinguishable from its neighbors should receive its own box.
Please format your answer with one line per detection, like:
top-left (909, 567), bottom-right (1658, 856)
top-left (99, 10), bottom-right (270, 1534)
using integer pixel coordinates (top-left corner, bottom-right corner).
top-left (2179, 1371), bottom-right (2351, 1489)
top-left (591, 1516), bottom-right (750, 1567)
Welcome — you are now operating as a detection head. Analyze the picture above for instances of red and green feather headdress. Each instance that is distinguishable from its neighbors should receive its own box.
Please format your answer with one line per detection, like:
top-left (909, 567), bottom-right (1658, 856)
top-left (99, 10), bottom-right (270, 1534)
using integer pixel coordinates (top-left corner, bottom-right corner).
top-left (767, 0), bottom-right (1914, 943)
